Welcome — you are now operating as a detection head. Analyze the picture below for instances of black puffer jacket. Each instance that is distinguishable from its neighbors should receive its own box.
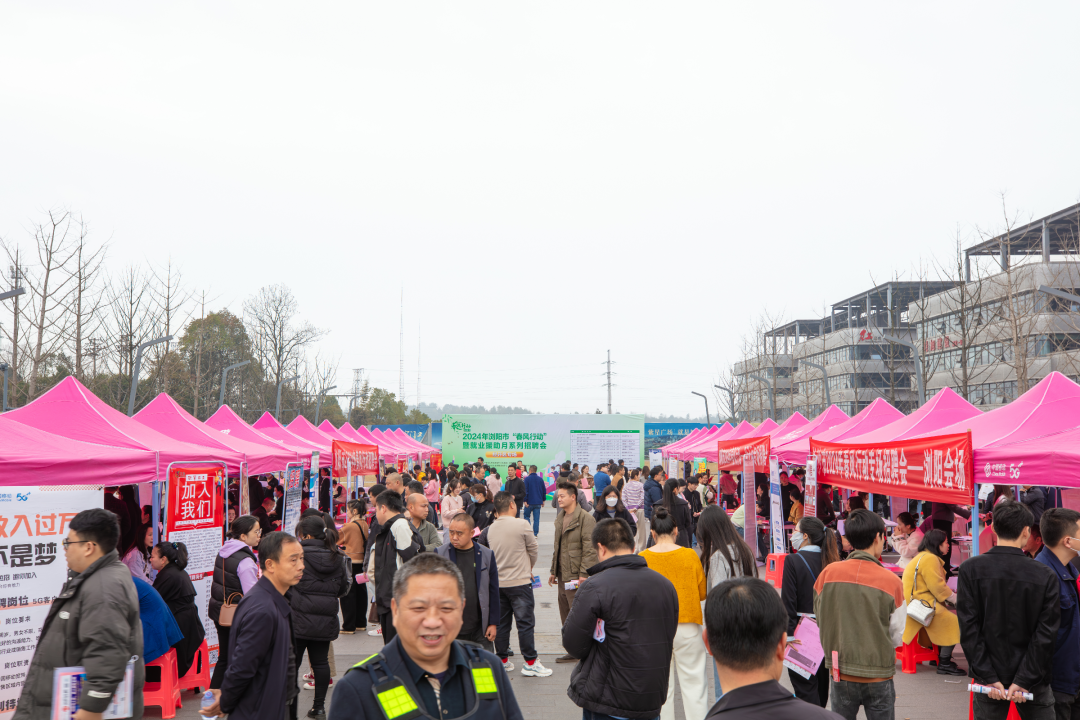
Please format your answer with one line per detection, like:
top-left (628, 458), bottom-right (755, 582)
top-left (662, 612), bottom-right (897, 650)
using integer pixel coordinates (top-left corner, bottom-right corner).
top-left (562, 553), bottom-right (679, 719)
top-left (287, 539), bottom-right (349, 641)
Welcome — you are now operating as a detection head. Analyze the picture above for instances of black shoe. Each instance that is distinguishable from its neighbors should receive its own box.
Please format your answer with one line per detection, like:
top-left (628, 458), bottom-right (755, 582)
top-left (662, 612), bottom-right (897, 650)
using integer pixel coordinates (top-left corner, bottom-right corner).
top-left (937, 661), bottom-right (966, 676)
top-left (928, 660), bottom-right (937, 666)
top-left (555, 654), bottom-right (578, 663)
top-left (507, 649), bottom-right (514, 657)
top-left (307, 707), bottom-right (327, 720)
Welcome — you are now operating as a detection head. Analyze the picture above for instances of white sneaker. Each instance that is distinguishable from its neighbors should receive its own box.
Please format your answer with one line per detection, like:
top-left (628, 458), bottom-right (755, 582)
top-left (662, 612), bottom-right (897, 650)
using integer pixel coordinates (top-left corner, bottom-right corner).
top-left (368, 627), bottom-right (382, 636)
top-left (521, 661), bottom-right (552, 677)
top-left (501, 659), bottom-right (514, 672)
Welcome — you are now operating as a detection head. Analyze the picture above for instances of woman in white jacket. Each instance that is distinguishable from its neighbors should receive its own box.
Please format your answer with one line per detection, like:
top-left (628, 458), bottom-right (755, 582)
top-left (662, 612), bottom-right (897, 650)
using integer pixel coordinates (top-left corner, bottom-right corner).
top-left (888, 511), bottom-right (923, 568)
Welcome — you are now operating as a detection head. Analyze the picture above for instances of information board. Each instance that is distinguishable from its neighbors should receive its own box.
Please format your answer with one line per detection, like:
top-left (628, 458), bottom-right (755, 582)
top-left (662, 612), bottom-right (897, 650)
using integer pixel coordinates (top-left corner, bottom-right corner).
top-left (0, 487), bottom-right (101, 717)
top-left (742, 456), bottom-right (758, 559)
top-left (570, 430), bottom-right (641, 471)
top-left (668, 456), bottom-right (681, 482)
top-left (281, 463), bottom-right (304, 537)
top-left (804, 456), bottom-right (818, 519)
top-left (769, 456), bottom-right (785, 555)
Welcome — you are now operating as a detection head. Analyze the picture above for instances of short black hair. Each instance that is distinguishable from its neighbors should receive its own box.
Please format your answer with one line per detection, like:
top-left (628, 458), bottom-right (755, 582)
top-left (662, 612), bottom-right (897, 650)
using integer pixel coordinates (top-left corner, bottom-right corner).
top-left (993, 501), bottom-right (1034, 541)
top-left (69, 508), bottom-right (121, 554)
top-left (556, 481), bottom-right (578, 499)
top-left (529, 465), bottom-right (537, 472)
top-left (368, 484), bottom-right (386, 498)
top-left (376, 490), bottom-right (405, 514)
top-left (493, 491), bottom-right (514, 514)
top-left (258, 531), bottom-right (300, 570)
top-left (844, 509), bottom-right (885, 551)
top-left (705, 578), bottom-right (787, 671)
top-left (649, 465), bottom-right (665, 479)
top-left (450, 512), bottom-right (475, 530)
top-left (1041, 508), bottom-right (1080, 548)
top-left (407, 480), bottom-right (424, 495)
top-left (592, 518), bottom-right (634, 552)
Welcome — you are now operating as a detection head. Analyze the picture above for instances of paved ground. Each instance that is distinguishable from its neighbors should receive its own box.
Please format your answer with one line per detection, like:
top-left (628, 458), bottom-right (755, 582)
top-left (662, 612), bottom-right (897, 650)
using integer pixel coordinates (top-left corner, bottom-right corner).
top-left (157, 505), bottom-right (972, 719)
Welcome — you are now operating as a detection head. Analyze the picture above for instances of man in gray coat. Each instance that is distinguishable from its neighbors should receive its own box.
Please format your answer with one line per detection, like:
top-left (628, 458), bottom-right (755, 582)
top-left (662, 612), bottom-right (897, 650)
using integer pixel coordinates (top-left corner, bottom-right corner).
top-left (15, 508), bottom-right (144, 720)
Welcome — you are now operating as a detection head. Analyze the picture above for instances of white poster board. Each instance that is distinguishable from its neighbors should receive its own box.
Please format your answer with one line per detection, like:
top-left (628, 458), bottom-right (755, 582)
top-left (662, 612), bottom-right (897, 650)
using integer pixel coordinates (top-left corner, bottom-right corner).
top-left (668, 457), bottom-right (680, 482)
top-left (648, 450), bottom-right (663, 470)
top-left (804, 456), bottom-right (818, 519)
top-left (742, 456), bottom-right (758, 559)
top-left (570, 431), bottom-right (641, 471)
top-left (0, 486), bottom-right (102, 717)
top-left (769, 456), bottom-right (784, 555)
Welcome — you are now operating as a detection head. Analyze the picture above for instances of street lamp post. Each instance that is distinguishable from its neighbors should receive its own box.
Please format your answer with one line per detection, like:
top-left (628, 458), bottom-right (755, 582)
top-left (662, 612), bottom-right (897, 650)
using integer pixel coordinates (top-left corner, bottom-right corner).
top-left (275, 375), bottom-right (301, 420)
top-left (881, 334), bottom-right (924, 406)
top-left (800, 359), bottom-right (831, 405)
top-left (690, 391), bottom-right (711, 426)
top-left (0, 288), bottom-right (24, 411)
top-left (315, 385), bottom-right (337, 424)
top-left (219, 361), bottom-right (251, 409)
top-left (714, 384), bottom-right (737, 422)
top-left (748, 373), bottom-right (776, 419)
top-left (0, 288), bottom-right (26, 302)
top-left (127, 335), bottom-right (173, 416)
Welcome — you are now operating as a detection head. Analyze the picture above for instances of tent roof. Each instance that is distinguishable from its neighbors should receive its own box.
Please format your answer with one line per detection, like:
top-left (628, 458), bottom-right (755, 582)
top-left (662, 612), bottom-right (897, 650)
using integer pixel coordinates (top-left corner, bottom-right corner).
top-left (916, 372), bottom-right (1080, 448)
top-left (763, 412), bottom-right (809, 439)
top-left (285, 415), bottom-right (335, 453)
top-left (777, 398), bottom-right (904, 464)
top-left (337, 423), bottom-right (370, 443)
top-left (975, 424), bottom-right (1080, 487)
top-left (843, 387), bottom-right (982, 445)
top-left (369, 428), bottom-right (417, 455)
top-left (0, 415), bottom-right (159, 486)
top-left (748, 418), bottom-right (779, 438)
top-left (5, 376), bottom-right (242, 478)
top-left (771, 405), bottom-right (850, 461)
top-left (671, 426), bottom-right (727, 460)
top-left (391, 428), bottom-right (434, 455)
top-left (252, 412), bottom-right (332, 467)
top-left (662, 426), bottom-right (708, 453)
top-left (135, 394), bottom-right (298, 475)
top-left (728, 421), bottom-right (758, 440)
top-left (205, 405), bottom-right (312, 460)
top-left (317, 421), bottom-right (352, 442)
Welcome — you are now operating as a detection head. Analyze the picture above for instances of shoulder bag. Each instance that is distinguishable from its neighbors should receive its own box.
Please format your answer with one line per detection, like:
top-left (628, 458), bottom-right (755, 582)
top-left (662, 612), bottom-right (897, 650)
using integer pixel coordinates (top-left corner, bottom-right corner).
top-left (217, 554), bottom-right (243, 627)
top-left (905, 555), bottom-right (937, 627)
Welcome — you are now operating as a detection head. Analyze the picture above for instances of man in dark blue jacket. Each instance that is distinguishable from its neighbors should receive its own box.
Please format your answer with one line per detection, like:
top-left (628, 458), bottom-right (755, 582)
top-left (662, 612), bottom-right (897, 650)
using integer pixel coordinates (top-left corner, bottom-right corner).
top-left (523, 465), bottom-right (547, 536)
top-left (1035, 508), bottom-right (1080, 718)
top-left (592, 462), bottom-right (611, 501)
top-left (205, 531), bottom-right (305, 720)
top-left (643, 466), bottom-right (666, 521)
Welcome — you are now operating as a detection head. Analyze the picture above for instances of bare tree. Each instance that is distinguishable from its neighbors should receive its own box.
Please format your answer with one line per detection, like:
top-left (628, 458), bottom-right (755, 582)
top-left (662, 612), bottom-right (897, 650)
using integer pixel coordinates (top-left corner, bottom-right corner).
top-left (103, 264), bottom-right (159, 409)
top-left (243, 284), bottom-right (325, 406)
top-left (149, 258), bottom-right (194, 394)
top-left (69, 218), bottom-right (108, 381)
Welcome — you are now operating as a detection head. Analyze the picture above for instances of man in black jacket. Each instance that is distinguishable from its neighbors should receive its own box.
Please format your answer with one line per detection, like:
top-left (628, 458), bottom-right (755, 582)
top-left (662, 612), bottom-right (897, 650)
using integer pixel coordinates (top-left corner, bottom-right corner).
top-left (370, 490), bottom-right (424, 645)
top-left (563, 518), bottom-right (678, 719)
top-left (505, 465), bottom-right (527, 518)
top-left (958, 501), bottom-right (1060, 719)
top-left (204, 531), bottom-right (305, 720)
top-left (704, 578), bottom-right (841, 719)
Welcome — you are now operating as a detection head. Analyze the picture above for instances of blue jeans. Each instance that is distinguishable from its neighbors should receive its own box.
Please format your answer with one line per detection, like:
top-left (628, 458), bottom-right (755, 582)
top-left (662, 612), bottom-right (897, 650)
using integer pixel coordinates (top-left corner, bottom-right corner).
top-left (524, 504), bottom-right (542, 535)
top-left (583, 711), bottom-right (658, 720)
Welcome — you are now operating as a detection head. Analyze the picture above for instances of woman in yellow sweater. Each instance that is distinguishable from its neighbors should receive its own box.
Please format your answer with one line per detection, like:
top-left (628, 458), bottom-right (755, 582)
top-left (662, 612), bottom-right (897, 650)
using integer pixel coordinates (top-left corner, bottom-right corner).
top-left (640, 506), bottom-right (708, 720)
top-left (901, 528), bottom-right (965, 676)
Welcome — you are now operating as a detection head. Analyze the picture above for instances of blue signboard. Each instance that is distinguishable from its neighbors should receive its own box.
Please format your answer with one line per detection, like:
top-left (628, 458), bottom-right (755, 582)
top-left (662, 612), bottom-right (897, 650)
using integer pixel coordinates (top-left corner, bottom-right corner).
top-left (644, 422), bottom-right (707, 452)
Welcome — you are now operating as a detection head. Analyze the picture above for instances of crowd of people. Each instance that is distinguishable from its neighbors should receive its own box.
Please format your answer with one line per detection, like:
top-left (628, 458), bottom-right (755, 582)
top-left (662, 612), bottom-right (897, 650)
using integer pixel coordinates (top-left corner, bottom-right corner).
top-left (13, 459), bottom-right (1080, 720)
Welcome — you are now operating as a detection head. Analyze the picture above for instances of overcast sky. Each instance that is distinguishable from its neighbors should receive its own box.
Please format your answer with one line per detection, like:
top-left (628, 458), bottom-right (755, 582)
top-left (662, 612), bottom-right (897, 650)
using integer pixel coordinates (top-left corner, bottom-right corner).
top-left (2, 3), bottom-right (1079, 419)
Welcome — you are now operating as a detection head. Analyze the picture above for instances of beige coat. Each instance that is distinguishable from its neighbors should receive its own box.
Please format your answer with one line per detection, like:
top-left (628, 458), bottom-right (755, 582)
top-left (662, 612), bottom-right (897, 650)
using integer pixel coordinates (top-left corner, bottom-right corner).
top-left (487, 515), bottom-right (539, 587)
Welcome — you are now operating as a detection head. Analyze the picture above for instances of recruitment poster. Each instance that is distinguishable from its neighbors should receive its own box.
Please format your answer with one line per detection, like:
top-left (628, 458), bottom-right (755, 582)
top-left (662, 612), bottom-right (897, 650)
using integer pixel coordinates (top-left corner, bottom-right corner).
top-left (166, 464), bottom-right (225, 668)
top-left (769, 456), bottom-right (784, 555)
top-left (440, 414), bottom-right (645, 478)
top-left (804, 456), bottom-right (818, 519)
top-left (282, 463), bottom-right (304, 537)
top-left (742, 456), bottom-right (757, 559)
top-left (0, 487), bottom-right (100, 717)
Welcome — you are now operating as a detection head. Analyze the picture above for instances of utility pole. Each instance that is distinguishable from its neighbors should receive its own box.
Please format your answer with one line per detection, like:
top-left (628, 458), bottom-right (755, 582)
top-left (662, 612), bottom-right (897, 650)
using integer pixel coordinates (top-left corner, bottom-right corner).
top-left (604, 350), bottom-right (615, 413)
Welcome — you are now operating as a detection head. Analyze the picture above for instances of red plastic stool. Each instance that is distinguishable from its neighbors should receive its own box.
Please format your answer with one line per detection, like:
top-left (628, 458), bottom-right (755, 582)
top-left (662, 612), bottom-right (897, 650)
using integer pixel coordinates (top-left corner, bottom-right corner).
top-left (178, 640), bottom-right (211, 693)
top-left (143, 648), bottom-right (183, 719)
top-left (968, 691), bottom-right (1022, 719)
top-left (895, 636), bottom-right (938, 674)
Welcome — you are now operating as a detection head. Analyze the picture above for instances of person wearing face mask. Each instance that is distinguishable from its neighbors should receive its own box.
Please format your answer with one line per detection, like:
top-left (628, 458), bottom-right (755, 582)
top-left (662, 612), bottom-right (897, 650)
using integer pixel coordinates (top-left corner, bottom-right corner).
top-left (781, 517), bottom-right (841, 707)
top-left (593, 485), bottom-right (637, 535)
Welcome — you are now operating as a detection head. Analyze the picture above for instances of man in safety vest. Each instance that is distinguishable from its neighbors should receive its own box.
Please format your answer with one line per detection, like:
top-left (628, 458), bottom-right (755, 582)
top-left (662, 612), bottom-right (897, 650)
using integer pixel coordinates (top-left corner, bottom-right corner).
top-left (328, 553), bottom-right (524, 720)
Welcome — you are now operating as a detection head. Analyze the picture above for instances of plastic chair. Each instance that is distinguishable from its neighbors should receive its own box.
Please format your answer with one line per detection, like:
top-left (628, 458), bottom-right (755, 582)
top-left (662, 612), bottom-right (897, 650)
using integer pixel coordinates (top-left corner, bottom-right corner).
top-left (968, 691), bottom-right (1022, 719)
top-left (143, 648), bottom-right (183, 719)
top-left (178, 640), bottom-right (211, 694)
top-left (895, 636), bottom-right (938, 674)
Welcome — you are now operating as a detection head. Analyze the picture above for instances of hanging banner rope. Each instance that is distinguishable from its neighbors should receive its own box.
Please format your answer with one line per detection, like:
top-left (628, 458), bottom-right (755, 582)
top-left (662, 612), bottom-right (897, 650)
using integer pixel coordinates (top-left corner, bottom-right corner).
top-left (809, 432), bottom-right (974, 505)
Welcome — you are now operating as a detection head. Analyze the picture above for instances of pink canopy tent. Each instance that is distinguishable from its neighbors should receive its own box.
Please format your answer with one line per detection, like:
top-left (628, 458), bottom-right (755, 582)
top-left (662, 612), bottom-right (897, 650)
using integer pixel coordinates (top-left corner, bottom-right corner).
top-left (915, 372), bottom-right (1080, 448)
top-left (660, 426), bottom-right (710, 455)
top-left (337, 423), bottom-right (372, 444)
top-left (727, 421), bottom-right (759, 440)
top-left (286, 415), bottom-right (335, 453)
top-left (842, 387), bottom-right (982, 445)
top-left (351, 426), bottom-right (405, 459)
top-left (671, 425), bottom-right (731, 460)
top-left (777, 398), bottom-right (904, 465)
top-left (771, 405), bottom-right (850, 458)
top-left (135, 394), bottom-right (298, 475)
top-left (318, 421), bottom-right (354, 442)
top-left (252, 412), bottom-right (332, 467)
top-left (205, 405), bottom-right (314, 466)
top-left (748, 418), bottom-right (779, 437)
top-left (391, 429), bottom-right (434, 458)
top-left (5, 376), bottom-right (243, 479)
top-left (761, 412), bottom-right (809, 439)
top-left (975, 424), bottom-right (1080, 486)
top-left (369, 428), bottom-right (415, 457)
top-left (0, 415), bottom-right (159, 485)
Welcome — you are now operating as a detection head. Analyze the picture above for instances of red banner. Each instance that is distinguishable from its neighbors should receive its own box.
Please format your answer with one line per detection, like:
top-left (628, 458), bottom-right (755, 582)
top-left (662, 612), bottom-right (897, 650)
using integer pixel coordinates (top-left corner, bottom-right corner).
top-left (166, 464), bottom-right (225, 534)
top-left (332, 440), bottom-right (379, 477)
top-left (430, 452), bottom-right (443, 472)
top-left (717, 437), bottom-right (771, 473)
top-left (396, 458), bottom-right (407, 473)
top-left (809, 432), bottom-right (974, 505)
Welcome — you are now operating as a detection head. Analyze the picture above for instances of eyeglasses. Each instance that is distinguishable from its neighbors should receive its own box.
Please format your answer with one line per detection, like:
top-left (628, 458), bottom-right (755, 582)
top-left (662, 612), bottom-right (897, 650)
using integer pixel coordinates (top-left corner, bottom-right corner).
top-left (62, 539), bottom-right (95, 549)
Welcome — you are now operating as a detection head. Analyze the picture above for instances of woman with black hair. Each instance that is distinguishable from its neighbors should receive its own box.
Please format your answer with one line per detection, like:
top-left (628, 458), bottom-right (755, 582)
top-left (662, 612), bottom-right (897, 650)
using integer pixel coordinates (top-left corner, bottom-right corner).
top-left (468, 483), bottom-right (496, 531)
top-left (660, 478), bottom-right (693, 548)
top-left (209, 515), bottom-right (261, 690)
top-left (122, 524), bottom-right (156, 582)
top-left (901, 528), bottom-right (965, 676)
top-left (151, 540), bottom-right (205, 677)
top-left (781, 516), bottom-right (841, 706)
top-left (593, 485), bottom-right (637, 534)
top-left (290, 515), bottom-right (350, 720)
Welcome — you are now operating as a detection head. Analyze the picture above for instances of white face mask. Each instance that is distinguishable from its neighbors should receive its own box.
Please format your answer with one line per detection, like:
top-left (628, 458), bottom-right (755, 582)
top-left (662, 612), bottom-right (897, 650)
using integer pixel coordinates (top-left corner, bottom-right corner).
top-left (790, 530), bottom-right (806, 550)
top-left (605, 496), bottom-right (618, 508)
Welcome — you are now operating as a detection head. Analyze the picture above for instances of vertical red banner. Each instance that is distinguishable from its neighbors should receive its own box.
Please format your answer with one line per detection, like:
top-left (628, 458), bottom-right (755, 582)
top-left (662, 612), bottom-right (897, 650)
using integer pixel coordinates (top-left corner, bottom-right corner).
top-left (430, 453), bottom-right (443, 472)
top-left (167, 465), bottom-right (225, 534)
